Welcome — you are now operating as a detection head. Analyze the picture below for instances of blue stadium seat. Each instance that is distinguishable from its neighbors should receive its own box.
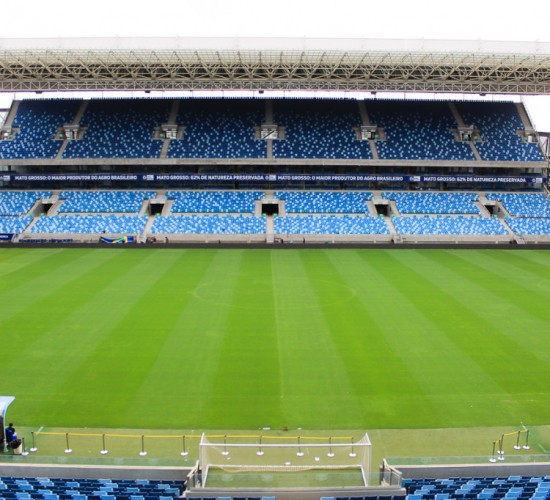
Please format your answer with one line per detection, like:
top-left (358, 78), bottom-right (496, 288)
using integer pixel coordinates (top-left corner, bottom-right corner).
top-left (151, 215), bottom-right (266, 235)
top-left (275, 191), bottom-right (373, 213)
top-left (167, 191), bottom-right (264, 214)
top-left (58, 191), bottom-right (156, 214)
top-left (272, 99), bottom-right (372, 159)
top-left (368, 100), bottom-right (475, 161)
top-left (167, 99), bottom-right (266, 159)
top-left (458, 102), bottom-right (543, 161)
top-left (274, 215), bottom-right (389, 235)
top-left (0, 100), bottom-right (80, 159)
top-left (63, 99), bottom-right (169, 159)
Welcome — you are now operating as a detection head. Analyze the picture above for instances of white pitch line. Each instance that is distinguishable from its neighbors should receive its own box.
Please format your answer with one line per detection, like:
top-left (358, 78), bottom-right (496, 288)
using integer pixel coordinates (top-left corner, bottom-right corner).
top-left (537, 443), bottom-right (549, 453)
top-left (37, 426), bottom-right (44, 433)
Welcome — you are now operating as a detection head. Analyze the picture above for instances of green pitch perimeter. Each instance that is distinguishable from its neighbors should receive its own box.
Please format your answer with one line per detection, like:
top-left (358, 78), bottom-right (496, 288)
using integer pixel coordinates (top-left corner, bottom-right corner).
top-left (1, 247), bottom-right (549, 432)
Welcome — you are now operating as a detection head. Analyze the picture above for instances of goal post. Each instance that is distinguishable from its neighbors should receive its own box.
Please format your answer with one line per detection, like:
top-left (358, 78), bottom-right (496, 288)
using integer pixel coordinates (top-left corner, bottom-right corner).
top-left (199, 432), bottom-right (372, 487)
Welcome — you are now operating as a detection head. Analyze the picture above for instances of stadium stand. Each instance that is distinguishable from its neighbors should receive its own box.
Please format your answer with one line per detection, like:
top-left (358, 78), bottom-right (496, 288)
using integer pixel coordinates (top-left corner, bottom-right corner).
top-left (0, 100), bottom-right (80, 159)
top-left (167, 191), bottom-right (263, 213)
top-left (63, 99), bottom-right (170, 159)
top-left (0, 476), bottom-right (186, 499)
top-left (506, 217), bottom-right (550, 236)
top-left (0, 98), bottom-right (545, 165)
top-left (167, 99), bottom-right (266, 159)
top-left (275, 191), bottom-right (372, 213)
top-left (151, 215), bottom-right (266, 234)
top-left (485, 192), bottom-right (550, 217)
top-left (383, 192), bottom-right (480, 214)
top-left (271, 99), bottom-right (372, 159)
top-left (58, 191), bottom-right (156, 214)
top-left (367, 100), bottom-right (475, 161)
top-left (31, 215), bottom-right (148, 234)
top-left (0, 191), bottom-right (52, 216)
top-left (274, 215), bottom-right (389, 235)
top-left (457, 102), bottom-right (543, 162)
top-left (0, 215), bottom-right (32, 233)
top-left (392, 215), bottom-right (508, 236)
top-left (403, 475), bottom-right (550, 499)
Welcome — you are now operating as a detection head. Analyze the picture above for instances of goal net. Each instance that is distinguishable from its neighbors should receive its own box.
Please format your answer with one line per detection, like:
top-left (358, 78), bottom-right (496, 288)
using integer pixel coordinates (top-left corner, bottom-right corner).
top-left (199, 433), bottom-right (371, 487)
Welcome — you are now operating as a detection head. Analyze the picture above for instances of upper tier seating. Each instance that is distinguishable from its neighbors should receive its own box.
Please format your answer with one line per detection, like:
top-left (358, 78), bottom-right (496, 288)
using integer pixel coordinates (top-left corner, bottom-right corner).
top-left (0, 476), bottom-right (185, 499)
top-left (274, 215), bottom-right (389, 235)
top-left (167, 191), bottom-right (263, 213)
top-left (58, 191), bottom-right (155, 214)
top-left (485, 192), bottom-right (550, 217)
top-left (272, 99), bottom-right (372, 159)
top-left (403, 475), bottom-right (550, 499)
top-left (151, 215), bottom-right (266, 234)
top-left (1, 98), bottom-right (544, 163)
top-left (393, 215), bottom-right (508, 235)
top-left (63, 99), bottom-right (170, 159)
top-left (0, 215), bottom-right (32, 233)
top-left (383, 192), bottom-right (480, 214)
top-left (0, 191), bottom-right (52, 215)
top-left (458, 102), bottom-right (543, 161)
top-left (167, 99), bottom-right (266, 159)
top-left (367, 100), bottom-right (475, 161)
top-left (0, 100), bottom-right (80, 159)
top-left (32, 215), bottom-right (147, 234)
top-left (275, 191), bottom-right (372, 213)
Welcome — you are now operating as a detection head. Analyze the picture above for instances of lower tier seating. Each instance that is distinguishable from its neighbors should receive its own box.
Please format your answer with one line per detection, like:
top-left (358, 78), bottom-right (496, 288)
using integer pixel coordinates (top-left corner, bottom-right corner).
top-left (274, 216), bottom-right (390, 235)
top-left (275, 191), bottom-right (372, 213)
top-left (0, 191), bottom-right (52, 216)
top-left (31, 215), bottom-right (147, 234)
top-left (506, 217), bottom-right (550, 235)
top-left (0, 476), bottom-right (185, 500)
top-left (392, 216), bottom-right (508, 235)
top-left (0, 216), bottom-right (32, 233)
top-left (403, 475), bottom-right (550, 499)
top-left (151, 215), bottom-right (266, 234)
top-left (485, 193), bottom-right (550, 217)
top-left (383, 192), bottom-right (480, 215)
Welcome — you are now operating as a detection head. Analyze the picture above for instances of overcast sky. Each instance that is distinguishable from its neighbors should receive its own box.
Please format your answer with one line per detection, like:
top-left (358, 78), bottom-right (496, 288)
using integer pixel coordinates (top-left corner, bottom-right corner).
top-left (2, 0), bottom-right (550, 129)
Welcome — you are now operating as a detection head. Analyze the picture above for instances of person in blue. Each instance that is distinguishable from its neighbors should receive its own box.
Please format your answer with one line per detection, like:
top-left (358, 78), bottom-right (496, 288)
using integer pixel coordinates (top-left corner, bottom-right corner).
top-left (4, 423), bottom-right (16, 448)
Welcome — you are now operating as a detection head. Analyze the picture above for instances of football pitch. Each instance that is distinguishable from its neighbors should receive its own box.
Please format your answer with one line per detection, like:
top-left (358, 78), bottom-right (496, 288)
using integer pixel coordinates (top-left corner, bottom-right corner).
top-left (1, 247), bottom-right (549, 436)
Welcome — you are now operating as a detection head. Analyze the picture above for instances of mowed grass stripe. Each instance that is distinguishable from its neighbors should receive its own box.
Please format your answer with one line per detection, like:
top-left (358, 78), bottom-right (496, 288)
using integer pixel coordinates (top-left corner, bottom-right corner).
top-left (298, 250), bottom-right (430, 429)
top-left (2, 249), bottom-right (177, 426)
top-left (0, 248), bottom-right (63, 280)
top-left (354, 250), bottom-right (524, 427)
top-left (414, 250), bottom-right (550, 353)
top-left (447, 250), bottom-right (550, 320)
top-left (0, 248), bottom-right (116, 324)
top-left (298, 251), bottom-right (417, 426)
top-left (126, 249), bottom-right (248, 428)
top-left (334, 250), bottom-right (493, 428)
top-left (417, 250), bottom-right (550, 424)
top-left (205, 250), bottom-right (283, 428)
top-left (0, 249), bottom-right (141, 367)
top-left (484, 250), bottom-right (550, 285)
top-left (270, 250), bottom-right (366, 429)
top-left (48, 249), bottom-right (220, 428)
top-left (379, 250), bottom-right (550, 426)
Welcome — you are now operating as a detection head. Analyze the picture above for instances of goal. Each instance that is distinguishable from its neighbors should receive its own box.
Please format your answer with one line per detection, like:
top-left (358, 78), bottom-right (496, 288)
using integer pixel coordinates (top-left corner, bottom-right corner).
top-left (199, 433), bottom-right (372, 487)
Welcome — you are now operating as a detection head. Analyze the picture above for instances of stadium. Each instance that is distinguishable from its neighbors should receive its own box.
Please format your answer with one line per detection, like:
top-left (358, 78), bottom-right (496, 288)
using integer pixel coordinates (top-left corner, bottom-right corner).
top-left (0, 33), bottom-right (550, 500)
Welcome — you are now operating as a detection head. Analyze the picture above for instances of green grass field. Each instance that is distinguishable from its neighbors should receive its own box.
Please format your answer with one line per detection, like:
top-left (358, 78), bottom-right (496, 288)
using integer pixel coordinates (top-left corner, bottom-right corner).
top-left (1, 247), bottom-right (549, 437)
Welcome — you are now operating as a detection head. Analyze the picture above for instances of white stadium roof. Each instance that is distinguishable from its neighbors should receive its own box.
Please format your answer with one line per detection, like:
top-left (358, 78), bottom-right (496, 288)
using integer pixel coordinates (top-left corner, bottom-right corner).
top-left (1, 37), bottom-right (550, 94)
